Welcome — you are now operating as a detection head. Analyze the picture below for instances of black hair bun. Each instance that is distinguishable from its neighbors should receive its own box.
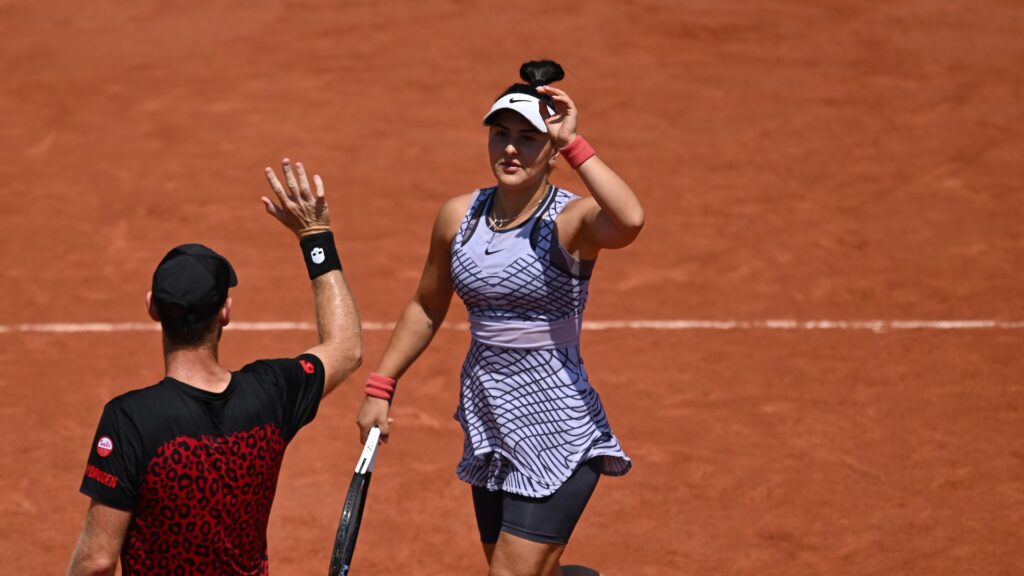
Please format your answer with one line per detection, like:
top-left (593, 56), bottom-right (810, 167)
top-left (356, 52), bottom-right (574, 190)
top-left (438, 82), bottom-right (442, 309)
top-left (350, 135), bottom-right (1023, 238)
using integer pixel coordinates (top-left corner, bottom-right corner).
top-left (519, 60), bottom-right (565, 87)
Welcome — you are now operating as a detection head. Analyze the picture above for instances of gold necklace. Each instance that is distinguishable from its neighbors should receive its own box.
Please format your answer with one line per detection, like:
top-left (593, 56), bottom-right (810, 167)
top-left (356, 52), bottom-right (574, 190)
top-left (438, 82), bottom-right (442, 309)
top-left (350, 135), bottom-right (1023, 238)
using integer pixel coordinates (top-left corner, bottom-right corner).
top-left (489, 193), bottom-right (544, 230)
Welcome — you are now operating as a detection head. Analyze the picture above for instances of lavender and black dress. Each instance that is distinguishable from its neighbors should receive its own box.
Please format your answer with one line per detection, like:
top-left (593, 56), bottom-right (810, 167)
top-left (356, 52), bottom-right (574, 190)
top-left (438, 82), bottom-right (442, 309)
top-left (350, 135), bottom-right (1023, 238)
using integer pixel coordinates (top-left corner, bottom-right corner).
top-left (451, 185), bottom-right (631, 498)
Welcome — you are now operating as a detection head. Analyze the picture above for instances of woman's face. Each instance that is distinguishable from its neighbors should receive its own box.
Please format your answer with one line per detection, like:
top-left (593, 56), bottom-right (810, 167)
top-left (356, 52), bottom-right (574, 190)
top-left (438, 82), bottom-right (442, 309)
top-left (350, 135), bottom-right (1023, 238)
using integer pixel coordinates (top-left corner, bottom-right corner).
top-left (487, 110), bottom-right (555, 190)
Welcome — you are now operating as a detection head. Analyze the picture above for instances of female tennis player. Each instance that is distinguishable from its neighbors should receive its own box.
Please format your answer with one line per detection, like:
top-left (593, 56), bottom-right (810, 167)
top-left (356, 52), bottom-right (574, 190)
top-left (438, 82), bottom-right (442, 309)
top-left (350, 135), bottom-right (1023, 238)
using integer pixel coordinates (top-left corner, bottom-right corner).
top-left (356, 59), bottom-right (643, 576)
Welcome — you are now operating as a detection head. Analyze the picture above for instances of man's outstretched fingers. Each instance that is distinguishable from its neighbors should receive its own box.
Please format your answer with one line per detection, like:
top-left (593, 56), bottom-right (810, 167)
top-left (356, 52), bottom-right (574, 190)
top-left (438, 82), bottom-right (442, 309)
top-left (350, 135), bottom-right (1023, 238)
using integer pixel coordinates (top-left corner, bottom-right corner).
top-left (295, 162), bottom-right (312, 200)
top-left (260, 196), bottom-right (281, 218)
top-left (313, 174), bottom-right (325, 200)
top-left (265, 167), bottom-right (289, 205)
top-left (281, 158), bottom-right (300, 199)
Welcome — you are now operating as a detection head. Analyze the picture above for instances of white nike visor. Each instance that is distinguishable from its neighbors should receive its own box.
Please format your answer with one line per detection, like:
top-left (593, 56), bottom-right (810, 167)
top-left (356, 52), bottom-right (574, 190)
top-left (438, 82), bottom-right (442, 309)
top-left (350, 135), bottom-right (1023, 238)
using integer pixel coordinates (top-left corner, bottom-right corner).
top-left (482, 93), bottom-right (555, 133)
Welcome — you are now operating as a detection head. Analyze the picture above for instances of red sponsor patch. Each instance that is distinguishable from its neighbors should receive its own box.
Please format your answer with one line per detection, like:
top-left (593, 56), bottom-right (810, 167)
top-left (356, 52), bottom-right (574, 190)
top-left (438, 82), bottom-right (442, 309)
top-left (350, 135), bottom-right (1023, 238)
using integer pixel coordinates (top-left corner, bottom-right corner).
top-left (96, 436), bottom-right (114, 457)
top-left (299, 359), bottom-right (315, 374)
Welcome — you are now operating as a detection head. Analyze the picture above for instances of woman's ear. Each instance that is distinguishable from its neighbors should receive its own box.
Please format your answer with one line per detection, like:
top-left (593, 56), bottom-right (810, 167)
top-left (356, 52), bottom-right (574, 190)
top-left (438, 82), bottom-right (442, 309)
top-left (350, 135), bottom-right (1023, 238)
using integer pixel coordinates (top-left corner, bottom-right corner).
top-left (549, 149), bottom-right (560, 169)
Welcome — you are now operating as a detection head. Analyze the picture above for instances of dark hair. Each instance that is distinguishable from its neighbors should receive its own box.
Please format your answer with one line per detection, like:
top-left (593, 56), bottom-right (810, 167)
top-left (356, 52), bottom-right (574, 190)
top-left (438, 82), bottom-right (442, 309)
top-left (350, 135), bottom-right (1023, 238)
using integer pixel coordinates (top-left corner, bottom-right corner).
top-left (519, 60), bottom-right (564, 86)
top-left (495, 59), bottom-right (565, 102)
top-left (155, 301), bottom-right (220, 347)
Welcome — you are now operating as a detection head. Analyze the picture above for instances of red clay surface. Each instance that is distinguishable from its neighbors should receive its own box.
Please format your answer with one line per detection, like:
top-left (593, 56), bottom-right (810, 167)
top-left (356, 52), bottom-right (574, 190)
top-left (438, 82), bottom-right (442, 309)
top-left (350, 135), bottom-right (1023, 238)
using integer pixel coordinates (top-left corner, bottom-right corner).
top-left (2, 1), bottom-right (1023, 574)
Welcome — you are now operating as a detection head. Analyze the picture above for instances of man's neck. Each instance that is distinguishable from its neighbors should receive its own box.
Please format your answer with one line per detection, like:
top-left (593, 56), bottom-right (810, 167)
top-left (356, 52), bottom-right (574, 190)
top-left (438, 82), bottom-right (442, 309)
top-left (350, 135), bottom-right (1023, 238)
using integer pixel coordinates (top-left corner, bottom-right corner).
top-left (163, 342), bottom-right (232, 393)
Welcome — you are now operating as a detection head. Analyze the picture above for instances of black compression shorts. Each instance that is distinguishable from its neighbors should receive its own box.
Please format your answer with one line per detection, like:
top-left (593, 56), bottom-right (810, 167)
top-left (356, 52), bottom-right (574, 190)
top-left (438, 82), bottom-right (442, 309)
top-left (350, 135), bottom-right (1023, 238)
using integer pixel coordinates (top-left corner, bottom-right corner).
top-left (471, 458), bottom-right (602, 545)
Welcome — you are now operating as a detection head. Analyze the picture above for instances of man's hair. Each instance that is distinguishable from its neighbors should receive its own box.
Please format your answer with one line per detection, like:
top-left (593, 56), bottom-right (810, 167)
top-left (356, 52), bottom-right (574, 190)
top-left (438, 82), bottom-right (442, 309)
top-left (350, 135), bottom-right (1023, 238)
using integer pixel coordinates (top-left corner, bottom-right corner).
top-left (155, 301), bottom-right (220, 347)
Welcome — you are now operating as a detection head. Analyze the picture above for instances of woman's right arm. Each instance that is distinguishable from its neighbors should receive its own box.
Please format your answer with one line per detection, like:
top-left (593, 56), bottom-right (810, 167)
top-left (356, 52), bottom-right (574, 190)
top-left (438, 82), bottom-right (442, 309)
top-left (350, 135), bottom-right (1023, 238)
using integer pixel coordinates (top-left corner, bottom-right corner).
top-left (355, 195), bottom-right (470, 443)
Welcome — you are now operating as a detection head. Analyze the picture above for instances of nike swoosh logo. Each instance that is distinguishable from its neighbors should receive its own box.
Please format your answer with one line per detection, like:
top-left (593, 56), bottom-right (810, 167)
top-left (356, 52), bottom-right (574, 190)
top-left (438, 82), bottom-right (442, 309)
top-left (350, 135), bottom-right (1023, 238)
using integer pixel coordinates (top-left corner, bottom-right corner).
top-left (484, 247), bottom-right (504, 255)
top-left (509, 98), bottom-right (532, 104)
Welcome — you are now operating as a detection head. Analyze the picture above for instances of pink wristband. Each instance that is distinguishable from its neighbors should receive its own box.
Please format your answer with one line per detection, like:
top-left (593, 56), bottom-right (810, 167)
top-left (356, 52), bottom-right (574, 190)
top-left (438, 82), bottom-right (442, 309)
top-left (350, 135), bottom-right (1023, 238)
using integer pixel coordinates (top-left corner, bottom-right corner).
top-left (365, 372), bottom-right (397, 402)
top-left (559, 135), bottom-right (596, 170)
top-left (366, 382), bottom-right (393, 394)
top-left (367, 373), bottom-right (396, 389)
top-left (365, 387), bottom-right (392, 401)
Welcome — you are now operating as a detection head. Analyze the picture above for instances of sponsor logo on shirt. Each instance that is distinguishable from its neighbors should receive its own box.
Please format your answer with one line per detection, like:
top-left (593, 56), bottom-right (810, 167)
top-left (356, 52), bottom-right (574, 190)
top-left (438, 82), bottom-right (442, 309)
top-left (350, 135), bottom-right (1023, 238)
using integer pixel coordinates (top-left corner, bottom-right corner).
top-left (96, 436), bottom-right (113, 457)
top-left (85, 464), bottom-right (119, 489)
top-left (300, 359), bottom-right (315, 374)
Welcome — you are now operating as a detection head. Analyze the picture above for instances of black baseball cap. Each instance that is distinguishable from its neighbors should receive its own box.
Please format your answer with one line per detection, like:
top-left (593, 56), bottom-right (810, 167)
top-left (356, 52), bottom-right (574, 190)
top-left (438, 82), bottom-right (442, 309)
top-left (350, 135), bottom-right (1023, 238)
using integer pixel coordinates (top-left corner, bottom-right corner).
top-left (151, 244), bottom-right (238, 320)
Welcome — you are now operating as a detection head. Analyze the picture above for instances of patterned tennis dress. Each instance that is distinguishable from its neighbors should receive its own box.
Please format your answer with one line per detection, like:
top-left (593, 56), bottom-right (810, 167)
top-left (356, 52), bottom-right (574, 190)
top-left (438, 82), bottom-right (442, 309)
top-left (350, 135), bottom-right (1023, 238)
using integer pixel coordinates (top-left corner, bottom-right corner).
top-left (451, 185), bottom-right (631, 498)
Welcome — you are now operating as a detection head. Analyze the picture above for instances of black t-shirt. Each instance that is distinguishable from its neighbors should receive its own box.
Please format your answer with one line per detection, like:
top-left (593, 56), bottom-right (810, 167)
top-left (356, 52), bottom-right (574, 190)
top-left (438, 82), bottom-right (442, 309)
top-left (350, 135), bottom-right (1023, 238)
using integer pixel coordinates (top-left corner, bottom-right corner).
top-left (80, 354), bottom-right (325, 576)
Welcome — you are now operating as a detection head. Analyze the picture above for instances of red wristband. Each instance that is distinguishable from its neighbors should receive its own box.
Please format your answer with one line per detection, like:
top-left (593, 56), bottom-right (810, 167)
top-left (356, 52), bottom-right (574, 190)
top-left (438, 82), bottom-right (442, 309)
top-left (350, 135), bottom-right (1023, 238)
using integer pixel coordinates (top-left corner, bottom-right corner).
top-left (367, 373), bottom-right (396, 390)
top-left (365, 372), bottom-right (397, 402)
top-left (365, 387), bottom-right (392, 401)
top-left (366, 382), bottom-right (393, 394)
top-left (559, 135), bottom-right (596, 170)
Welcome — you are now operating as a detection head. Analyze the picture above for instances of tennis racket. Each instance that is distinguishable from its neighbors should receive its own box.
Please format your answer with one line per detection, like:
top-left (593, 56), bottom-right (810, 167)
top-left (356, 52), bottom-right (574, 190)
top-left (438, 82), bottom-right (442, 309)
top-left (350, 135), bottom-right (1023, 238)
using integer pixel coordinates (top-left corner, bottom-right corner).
top-left (328, 426), bottom-right (381, 576)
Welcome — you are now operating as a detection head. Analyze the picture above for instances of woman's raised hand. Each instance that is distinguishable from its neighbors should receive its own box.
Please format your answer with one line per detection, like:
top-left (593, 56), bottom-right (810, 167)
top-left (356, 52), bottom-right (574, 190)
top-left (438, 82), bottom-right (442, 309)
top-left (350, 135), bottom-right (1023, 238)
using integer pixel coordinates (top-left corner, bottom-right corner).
top-left (536, 85), bottom-right (578, 149)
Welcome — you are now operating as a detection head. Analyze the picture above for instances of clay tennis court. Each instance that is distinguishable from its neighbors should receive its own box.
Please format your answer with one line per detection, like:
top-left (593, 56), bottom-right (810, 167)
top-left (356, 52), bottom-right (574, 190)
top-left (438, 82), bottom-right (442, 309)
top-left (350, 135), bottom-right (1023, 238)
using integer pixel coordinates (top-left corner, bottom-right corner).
top-left (2, 1), bottom-right (1022, 574)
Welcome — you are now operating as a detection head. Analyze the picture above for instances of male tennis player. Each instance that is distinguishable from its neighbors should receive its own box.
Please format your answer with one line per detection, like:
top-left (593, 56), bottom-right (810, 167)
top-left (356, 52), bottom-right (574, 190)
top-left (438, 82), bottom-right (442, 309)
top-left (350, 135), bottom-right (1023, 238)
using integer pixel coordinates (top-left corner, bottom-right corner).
top-left (67, 159), bottom-right (361, 576)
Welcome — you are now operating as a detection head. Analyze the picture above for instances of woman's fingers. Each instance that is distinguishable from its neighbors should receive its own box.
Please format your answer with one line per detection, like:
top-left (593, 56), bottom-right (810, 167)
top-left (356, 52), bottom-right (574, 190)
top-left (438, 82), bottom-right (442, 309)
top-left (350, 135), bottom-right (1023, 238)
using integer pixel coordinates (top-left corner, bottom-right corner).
top-left (537, 85), bottom-right (568, 101)
top-left (538, 85), bottom-right (576, 114)
top-left (540, 99), bottom-right (566, 125)
top-left (536, 85), bottom-right (578, 147)
top-left (538, 98), bottom-right (555, 121)
top-left (552, 95), bottom-right (575, 115)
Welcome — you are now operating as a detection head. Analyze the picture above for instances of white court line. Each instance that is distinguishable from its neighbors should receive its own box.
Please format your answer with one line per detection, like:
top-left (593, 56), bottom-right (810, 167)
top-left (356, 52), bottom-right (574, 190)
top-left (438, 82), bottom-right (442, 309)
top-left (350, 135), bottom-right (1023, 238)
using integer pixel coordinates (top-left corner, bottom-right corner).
top-left (1, 319), bottom-right (1023, 334)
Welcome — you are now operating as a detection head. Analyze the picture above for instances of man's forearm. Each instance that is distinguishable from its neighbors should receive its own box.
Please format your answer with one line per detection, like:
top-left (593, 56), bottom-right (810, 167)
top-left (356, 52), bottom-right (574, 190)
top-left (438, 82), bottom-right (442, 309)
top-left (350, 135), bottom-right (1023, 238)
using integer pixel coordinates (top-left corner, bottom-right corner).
top-left (67, 502), bottom-right (129, 576)
top-left (311, 269), bottom-right (363, 391)
top-left (68, 554), bottom-right (117, 576)
top-left (262, 160), bottom-right (362, 393)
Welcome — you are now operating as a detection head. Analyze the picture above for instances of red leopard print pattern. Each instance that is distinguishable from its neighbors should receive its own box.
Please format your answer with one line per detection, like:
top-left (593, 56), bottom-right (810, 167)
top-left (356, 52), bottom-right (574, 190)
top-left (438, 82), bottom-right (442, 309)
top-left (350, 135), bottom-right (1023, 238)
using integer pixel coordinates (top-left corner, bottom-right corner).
top-left (122, 424), bottom-right (286, 575)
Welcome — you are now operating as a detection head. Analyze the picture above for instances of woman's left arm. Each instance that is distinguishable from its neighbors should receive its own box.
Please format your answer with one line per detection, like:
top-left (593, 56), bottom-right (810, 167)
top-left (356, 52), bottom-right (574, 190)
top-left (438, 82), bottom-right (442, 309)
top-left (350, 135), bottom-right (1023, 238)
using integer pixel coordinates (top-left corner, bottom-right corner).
top-left (573, 155), bottom-right (645, 249)
top-left (537, 85), bottom-right (645, 250)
